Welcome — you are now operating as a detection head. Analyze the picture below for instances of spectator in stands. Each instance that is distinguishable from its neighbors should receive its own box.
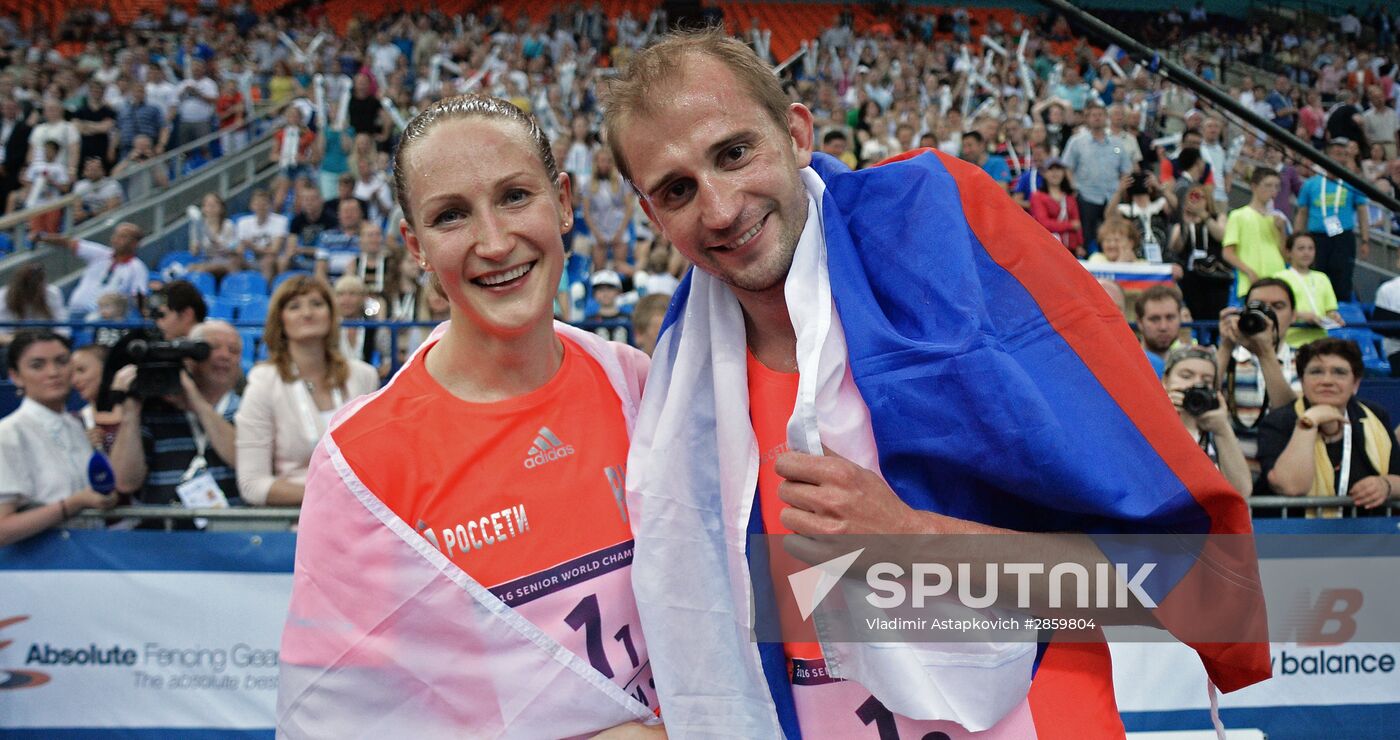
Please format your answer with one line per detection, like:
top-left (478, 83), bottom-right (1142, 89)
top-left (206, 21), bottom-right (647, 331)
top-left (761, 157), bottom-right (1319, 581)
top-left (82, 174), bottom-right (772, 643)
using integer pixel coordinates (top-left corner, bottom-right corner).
top-left (0, 330), bottom-right (115, 546)
top-left (586, 269), bottom-right (629, 343)
top-left (1219, 277), bottom-right (1299, 458)
top-left (236, 189), bottom-right (290, 281)
top-left (0, 97), bottom-right (32, 215)
top-left (1063, 101), bottom-right (1134, 251)
top-left (582, 147), bottom-right (635, 275)
top-left (236, 275), bottom-right (377, 507)
top-left (71, 157), bottom-right (123, 223)
top-left (1109, 170), bottom-right (1175, 263)
top-left (114, 83), bottom-right (167, 161)
top-left (1171, 182), bottom-right (1233, 324)
top-left (1136, 285), bottom-right (1189, 375)
top-left (110, 134), bottom-right (168, 201)
top-left (352, 155), bottom-right (394, 223)
top-left (958, 130), bottom-right (1010, 185)
top-left (189, 191), bottom-right (240, 278)
top-left (28, 98), bottom-right (79, 183)
top-left (71, 344), bottom-right (120, 453)
top-left (346, 73), bottom-right (390, 153)
top-left (73, 79), bottom-right (116, 168)
top-left (349, 221), bottom-right (391, 294)
top-left (1273, 232), bottom-right (1344, 348)
top-left (109, 320), bottom-right (244, 510)
top-left (271, 105), bottom-right (317, 210)
top-left (631, 292), bottom-right (670, 357)
top-left (1161, 345), bottom-right (1251, 496)
top-left (333, 274), bottom-right (389, 374)
top-left (1011, 140), bottom-right (1051, 210)
top-left (174, 58), bottom-right (219, 150)
top-left (9, 140), bottom-right (69, 216)
top-left (1029, 158), bottom-right (1082, 255)
top-left (0, 264), bottom-right (66, 347)
top-left (1170, 147), bottom-right (1207, 209)
top-left (317, 120), bottom-right (355, 199)
top-left (1362, 85), bottom-right (1398, 161)
top-left (149, 280), bottom-right (207, 340)
top-left (1295, 139), bottom-right (1370, 303)
top-left (1199, 116), bottom-right (1233, 209)
top-left (314, 198), bottom-right (365, 280)
top-left (819, 129), bottom-right (856, 169)
top-left (1256, 338), bottom-right (1399, 513)
top-left (1327, 90), bottom-right (1367, 150)
top-left (1299, 89), bottom-right (1327, 148)
top-left (38, 224), bottom-right (149, 318)
top-left (1224, 167), bottom-right (1287, 300)
top-left (285, 183), bottom-right (336, 273)
top-left (1265, 75), bottom-right (1297, 133)
top-left (1088, 218), bottom-right (1142, 263)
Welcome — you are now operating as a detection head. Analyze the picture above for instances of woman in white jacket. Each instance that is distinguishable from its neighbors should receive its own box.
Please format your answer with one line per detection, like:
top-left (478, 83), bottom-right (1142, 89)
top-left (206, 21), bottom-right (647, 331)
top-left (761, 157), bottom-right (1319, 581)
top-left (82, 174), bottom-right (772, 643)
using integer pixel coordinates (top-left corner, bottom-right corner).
top-left (235, 274), bottom-right (377, 506)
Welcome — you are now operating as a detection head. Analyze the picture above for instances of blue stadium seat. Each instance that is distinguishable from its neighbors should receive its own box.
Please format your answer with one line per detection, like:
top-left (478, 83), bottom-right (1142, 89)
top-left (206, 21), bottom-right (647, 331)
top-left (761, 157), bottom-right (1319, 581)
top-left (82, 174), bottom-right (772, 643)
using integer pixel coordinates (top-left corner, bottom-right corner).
top-left (221, 270), bottom-right (269, 299)
top-left (238, 328), bottom-right (266, 374)
top-left (157, 251), bottom-right (202, 274)
top-left (1336, 302), bottom-right (1367, 326)
top-left (271, 270), bottom-right (311, 293)
top-left (237, 295), bottom-right (270, 322)
top-left (184, 271), bottom-right (217, 296)
top-left (205, 295), bottom-right (236, 321)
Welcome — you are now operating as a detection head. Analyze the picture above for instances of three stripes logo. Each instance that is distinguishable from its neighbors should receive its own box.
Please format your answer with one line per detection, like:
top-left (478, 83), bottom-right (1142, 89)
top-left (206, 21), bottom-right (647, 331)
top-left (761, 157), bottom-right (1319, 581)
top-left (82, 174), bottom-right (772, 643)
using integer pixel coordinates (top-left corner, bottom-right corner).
top-left (523, 427), bottom-right (576, 469)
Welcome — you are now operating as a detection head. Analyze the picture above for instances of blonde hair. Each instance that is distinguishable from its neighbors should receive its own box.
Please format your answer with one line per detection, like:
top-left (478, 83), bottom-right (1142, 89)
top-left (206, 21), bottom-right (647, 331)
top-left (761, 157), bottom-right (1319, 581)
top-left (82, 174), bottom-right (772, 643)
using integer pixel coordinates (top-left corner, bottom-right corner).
top-left (262, 275), bottom-right (350, 389)
top-left (602, 27), bottom-right (790, 184)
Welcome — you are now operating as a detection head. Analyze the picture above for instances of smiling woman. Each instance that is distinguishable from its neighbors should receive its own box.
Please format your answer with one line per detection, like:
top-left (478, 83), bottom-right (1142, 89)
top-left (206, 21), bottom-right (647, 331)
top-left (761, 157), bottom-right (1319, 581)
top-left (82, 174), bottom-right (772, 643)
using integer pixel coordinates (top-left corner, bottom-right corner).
top-left (277, 96), bottom-right (662, 737)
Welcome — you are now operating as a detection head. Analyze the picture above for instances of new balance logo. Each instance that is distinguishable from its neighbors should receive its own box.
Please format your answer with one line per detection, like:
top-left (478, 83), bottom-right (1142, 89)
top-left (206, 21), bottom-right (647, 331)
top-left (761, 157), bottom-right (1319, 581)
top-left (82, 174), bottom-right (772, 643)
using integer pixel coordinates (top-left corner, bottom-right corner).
top-left (524, 427), bottom-right (576, 469)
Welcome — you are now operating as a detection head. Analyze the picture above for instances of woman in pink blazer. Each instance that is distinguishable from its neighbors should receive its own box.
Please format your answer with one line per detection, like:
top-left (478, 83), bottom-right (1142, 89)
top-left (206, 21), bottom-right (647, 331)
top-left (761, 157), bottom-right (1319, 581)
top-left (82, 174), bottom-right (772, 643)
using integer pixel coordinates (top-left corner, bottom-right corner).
top-left (235, 275), bottom-right (378, 506)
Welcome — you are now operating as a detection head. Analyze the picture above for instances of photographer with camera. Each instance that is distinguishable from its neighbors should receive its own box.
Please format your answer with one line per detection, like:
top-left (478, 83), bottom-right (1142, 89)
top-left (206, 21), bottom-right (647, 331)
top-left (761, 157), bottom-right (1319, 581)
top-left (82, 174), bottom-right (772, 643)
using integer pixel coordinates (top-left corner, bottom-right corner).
top-left (1256, 338), bottom-right (1399, 515)
top-left (148, 280), bottom-right (207, 341)
top-left (1162, 346), bottom-right (1251, 495)
top-left (108, 321), bottom-right (243, 513)
top-left (1218, 277), bottom-right (1301, 459)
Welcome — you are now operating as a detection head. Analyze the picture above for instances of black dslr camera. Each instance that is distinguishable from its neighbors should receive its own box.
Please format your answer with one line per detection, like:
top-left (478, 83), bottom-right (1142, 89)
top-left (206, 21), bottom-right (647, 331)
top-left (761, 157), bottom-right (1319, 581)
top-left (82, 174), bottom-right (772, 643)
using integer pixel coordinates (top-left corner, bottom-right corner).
top-left (1181, 384), bottom-right (1220, 416)
top-left (96, 329), bottom-right (211, 410)
top-left (1237, 300), bottom-right (1278, 337)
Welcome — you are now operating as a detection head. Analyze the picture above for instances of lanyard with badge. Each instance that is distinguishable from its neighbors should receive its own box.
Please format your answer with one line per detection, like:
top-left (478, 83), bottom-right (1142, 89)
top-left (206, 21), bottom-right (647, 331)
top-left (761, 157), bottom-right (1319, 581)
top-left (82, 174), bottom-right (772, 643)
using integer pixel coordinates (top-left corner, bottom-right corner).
top-left (1321, 177), bottom-right (1346, 237)
top-left (175, 393), bottom-right (233, 520)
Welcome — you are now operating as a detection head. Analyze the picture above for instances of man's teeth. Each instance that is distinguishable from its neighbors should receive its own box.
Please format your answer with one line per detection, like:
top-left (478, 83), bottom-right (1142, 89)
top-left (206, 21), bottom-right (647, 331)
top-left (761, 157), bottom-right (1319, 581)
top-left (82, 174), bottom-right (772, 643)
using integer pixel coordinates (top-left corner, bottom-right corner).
top-left (731, 218), bottom-right (764, 249)
top-left (477, 263), bottom-right (532, 286)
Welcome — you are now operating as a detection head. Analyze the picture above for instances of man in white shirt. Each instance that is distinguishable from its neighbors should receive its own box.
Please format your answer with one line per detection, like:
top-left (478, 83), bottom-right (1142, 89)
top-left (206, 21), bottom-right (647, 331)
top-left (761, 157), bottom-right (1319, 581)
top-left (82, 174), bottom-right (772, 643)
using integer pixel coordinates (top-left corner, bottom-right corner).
top-left (351, 157), bottom-right (394, 223)
top-left (145, 62), bottom-right (180, 121)
top-left (235, 189), bottom-right (289, 278)
top-left (37, 223), bottom-right (151, 317)
top-left (174, 59), bottom-right (219, 149)
top-left (27, 98), bottom-right (80, 180)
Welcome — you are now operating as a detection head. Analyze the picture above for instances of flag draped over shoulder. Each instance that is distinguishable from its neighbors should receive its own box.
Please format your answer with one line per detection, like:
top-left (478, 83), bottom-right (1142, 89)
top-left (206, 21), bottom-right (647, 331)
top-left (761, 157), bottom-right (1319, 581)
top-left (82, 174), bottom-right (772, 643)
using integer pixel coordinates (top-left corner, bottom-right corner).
top-left (277, 322), bottom-right (655, 740)
top-left (627, 150), bottom-right (1269, 737)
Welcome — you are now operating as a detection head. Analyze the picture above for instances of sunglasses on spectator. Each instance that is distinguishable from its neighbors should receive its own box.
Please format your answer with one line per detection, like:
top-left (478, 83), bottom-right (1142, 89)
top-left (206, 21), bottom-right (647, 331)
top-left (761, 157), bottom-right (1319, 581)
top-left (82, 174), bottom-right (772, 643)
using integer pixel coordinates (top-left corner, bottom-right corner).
top-left (149, 308), bottom-right (167, 320)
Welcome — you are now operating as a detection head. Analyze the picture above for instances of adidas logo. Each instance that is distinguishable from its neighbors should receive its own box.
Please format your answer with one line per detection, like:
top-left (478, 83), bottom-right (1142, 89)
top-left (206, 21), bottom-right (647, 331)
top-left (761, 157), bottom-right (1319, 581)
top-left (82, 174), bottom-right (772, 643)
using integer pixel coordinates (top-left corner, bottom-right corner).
top-left (524, 427), bottom-right (576, 469)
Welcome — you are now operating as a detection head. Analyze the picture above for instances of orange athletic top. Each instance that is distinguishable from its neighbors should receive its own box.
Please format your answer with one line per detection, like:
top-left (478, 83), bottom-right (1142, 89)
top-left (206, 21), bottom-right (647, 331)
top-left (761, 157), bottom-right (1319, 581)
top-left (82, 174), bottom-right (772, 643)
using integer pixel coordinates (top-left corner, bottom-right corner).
top-left (331, 335), bottom-right (655, 708)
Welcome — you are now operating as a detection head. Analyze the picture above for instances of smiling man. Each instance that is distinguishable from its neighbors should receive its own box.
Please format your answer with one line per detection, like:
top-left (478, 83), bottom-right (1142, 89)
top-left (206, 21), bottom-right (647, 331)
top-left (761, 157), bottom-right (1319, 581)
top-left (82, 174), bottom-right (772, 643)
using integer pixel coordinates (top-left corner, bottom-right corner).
top-left (607, 30), bottom-right (1269, 739)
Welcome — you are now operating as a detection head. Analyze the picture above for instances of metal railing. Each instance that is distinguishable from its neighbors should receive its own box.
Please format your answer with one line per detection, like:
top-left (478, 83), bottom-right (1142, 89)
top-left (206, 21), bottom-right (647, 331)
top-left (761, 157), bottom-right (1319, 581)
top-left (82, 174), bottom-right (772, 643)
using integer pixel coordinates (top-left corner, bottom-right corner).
top-left (0, 106), bottom-right (285, 259)
top-left (65, 499), bottom-right (1396, 531)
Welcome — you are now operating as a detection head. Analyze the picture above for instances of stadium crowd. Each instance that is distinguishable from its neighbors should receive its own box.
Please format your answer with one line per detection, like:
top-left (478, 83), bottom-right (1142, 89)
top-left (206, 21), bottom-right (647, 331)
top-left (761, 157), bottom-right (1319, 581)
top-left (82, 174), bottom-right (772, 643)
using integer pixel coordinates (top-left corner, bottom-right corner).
top-left (2, 0), bottom-right (1400, 543)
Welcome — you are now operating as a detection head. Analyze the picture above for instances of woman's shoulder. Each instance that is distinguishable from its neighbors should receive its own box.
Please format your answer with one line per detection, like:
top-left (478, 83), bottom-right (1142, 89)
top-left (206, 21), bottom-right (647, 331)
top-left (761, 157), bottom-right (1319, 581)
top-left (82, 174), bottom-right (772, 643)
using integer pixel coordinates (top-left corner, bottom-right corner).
top-left (245, 363), bottom-right (287, 388)
top-left (346, 359), bottom-right (380, 388)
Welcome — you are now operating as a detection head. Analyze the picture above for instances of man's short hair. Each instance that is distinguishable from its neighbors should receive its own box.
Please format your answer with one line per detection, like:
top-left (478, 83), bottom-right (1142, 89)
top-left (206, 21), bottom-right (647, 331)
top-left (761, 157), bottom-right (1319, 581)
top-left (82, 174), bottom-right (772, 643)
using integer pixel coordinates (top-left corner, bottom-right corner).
top-left (603, 28), bottom-right (790, 183)
top-left (1134, 284), bottom-right (1184, 317)
top-left (1249, 166), bottom-right (1280, 186)
top-left (1175, 147), bottom-right (1202, 173)
top-left (1296, 337), bottom-right (1363, 379)
top-left (960, 130), bottom-right (984, 144)
top-left (822, 130), bottom-right (848, 145)
top-left (632, 293), bottom-right (671, 334)
top-left (1247, 276), bottom-right (1295, 309)
top-left (158, 280), bottom-right (208, 322)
